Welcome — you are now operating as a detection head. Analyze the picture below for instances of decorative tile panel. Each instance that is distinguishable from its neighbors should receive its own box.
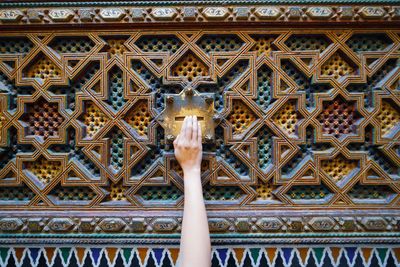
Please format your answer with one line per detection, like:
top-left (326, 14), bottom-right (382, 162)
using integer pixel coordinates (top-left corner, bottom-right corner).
top-left (0, 245), bottom-right (399, 267)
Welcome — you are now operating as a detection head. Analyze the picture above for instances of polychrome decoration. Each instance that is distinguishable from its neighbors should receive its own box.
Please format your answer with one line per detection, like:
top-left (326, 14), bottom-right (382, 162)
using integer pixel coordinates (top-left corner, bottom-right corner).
top-left (0, 3), bottom-right (399, 247)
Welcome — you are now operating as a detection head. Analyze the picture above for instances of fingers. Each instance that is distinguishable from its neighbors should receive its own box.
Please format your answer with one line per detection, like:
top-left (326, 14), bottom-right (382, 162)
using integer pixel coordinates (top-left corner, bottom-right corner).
top-left (173, 133), bottom-right (180, 147)
top-left (179, 116), bottom-right (202, 144)
top-left (197, 121), bottom-right (202, 144)
top-left (181, 116), bottom-right (187, 137)
top-left (184, 116), bottom-right (192, 141)
top-left (192, 116), bottom-right (198, 141)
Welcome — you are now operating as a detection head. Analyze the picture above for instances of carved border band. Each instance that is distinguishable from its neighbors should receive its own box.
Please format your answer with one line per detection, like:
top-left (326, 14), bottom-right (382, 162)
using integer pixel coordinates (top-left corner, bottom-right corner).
top-left (0, 6), bottom-right (399, 25)
top-left (0, 215), bottom-right (399, 238)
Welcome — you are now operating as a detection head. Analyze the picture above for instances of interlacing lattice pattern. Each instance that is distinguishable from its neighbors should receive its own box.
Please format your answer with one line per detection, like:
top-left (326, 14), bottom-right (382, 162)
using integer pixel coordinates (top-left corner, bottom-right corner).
top-left (0, 30), bottom-right (399, 233)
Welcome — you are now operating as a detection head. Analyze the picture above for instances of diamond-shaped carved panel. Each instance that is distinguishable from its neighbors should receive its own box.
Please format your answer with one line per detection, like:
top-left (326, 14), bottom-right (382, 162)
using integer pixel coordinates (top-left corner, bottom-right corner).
top-left (19, 97), bottom-right (65, 141)
top-left (317, 96), bottom-right (362, 139)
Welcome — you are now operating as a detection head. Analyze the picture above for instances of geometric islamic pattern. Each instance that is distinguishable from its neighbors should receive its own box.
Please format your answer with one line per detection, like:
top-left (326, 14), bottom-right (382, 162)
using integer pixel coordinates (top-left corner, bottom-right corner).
top-left (0, 26), bottom-right (399, 244)
top-left (0, 245), bottom-right (399, 267)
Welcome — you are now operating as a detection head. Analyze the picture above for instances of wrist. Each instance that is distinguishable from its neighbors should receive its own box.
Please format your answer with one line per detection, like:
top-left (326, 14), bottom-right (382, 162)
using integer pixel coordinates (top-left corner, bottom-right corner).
top-left (182, 167), bottom-right (201, 175)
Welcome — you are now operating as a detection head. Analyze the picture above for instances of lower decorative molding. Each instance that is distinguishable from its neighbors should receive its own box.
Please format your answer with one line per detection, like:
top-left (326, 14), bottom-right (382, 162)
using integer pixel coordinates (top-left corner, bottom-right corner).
top-left (1, 211), bottom-right (400, 244)
top-left (0, 216), bottom-right (400, 245)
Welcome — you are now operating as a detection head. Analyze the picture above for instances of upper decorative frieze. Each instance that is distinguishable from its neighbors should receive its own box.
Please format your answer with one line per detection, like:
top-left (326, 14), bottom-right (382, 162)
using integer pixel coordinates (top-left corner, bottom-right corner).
top-left (0, 6), bottom-right (399, 24)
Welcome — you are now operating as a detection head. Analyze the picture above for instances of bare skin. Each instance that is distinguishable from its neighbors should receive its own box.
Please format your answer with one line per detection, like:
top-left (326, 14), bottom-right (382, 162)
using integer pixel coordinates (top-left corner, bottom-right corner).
top-left (174, 115), bottom-right (211, 267)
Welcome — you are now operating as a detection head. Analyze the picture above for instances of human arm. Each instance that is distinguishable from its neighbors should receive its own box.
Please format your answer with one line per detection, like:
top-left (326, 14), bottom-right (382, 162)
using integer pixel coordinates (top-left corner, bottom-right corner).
top-left (174, 115), bottom-right (211, 267)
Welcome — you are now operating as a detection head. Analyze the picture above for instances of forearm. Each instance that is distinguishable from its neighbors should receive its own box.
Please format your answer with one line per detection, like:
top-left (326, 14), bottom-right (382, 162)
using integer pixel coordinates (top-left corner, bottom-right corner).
top-left (179, 169), bottom-right (211, 267)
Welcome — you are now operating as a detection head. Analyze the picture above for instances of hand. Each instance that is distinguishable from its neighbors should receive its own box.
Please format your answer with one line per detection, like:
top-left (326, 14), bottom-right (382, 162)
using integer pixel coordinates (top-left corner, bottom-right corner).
top-left (173, 115), bottom-right (202, 174)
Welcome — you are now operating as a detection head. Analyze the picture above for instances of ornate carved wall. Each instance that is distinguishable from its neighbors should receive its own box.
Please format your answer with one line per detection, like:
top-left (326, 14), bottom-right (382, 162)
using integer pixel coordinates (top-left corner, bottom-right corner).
top-left (0, 1), bottom-right (399, 254)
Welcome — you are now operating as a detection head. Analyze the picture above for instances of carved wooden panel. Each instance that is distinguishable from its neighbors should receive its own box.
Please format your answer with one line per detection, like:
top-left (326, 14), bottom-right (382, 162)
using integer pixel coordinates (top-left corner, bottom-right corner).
top-left (0, 20), bottom-right (399, 243)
